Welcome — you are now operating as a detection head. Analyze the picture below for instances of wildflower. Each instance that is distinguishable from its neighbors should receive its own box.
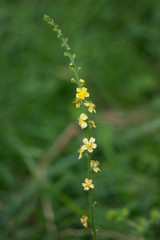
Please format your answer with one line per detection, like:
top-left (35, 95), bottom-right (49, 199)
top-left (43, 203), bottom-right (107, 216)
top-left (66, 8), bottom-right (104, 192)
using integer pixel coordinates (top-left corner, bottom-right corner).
top-left (78, 113), bottom-right (88, 129)
top-left (80, 215), bottom-right (88, 228)
top-left (73, 98), bottom-right (81, 108)
top-left (84, 101), bottom-right (96, 113)
top-left (89, 120), bottom-right (96, 128)
top-left (80, 79), bottom-right (85, 84)
top-left (77, 147), bottom-right (84, 159)
top-left (76, 87), bottom-right (89, 100)
top-left (82, 137), bottom-right (97, 153)
top-left (82, 178), bottom-right (94, 190)
top-left (90, 160), bottom-right (100, 173)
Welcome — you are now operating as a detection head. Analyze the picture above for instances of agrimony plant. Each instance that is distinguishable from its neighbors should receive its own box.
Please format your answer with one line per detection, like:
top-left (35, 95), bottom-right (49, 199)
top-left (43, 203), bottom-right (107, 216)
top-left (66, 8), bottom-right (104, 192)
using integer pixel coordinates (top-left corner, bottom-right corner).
top-left (43, 15), bottom-right (100, 239)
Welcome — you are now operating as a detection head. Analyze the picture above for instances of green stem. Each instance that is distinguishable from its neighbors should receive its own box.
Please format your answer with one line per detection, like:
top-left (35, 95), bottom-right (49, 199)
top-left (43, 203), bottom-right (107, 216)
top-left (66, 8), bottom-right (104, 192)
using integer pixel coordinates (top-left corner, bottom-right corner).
top-left (87, 127), bottom-right (97, 240)
top-left (65, 40), bottom-right (97, 237)
top-left (44, 16), bottom-right (97, 239)
top-left (65, 39), bottom-right (97, 239)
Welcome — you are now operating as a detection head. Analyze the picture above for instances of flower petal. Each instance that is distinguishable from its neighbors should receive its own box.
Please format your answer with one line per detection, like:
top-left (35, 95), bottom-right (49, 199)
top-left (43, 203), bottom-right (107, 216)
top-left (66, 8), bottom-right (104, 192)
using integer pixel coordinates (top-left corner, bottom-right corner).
top-left (81, 121), bottom-right (87, 129)
top-left (81, 145), bottom-right (87, 150)
top-left (84, 102), bottom-right (89, 107)
top-left (88, 147), bottom-right (93, 153)
top-left (88, 179), bottom-right (92, 184)
top-left (83, 138), bottom-right (88, 144)
top-left (92, 143), bottom-right (97, 149)
top-left (90, 137), bottom-right (95, 143)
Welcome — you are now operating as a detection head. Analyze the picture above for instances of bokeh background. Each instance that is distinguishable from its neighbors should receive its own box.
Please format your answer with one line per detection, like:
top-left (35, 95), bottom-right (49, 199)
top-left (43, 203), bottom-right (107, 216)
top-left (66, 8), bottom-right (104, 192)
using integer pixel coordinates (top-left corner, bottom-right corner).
top-left (1, 0), bottom-right (160, 239)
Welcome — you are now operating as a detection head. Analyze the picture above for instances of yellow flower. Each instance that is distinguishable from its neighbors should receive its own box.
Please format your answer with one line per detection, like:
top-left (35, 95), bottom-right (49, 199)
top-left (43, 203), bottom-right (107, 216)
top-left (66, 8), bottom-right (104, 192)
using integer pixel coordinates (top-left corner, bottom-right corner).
top-left (78, 113), bottom-right (88, 129)
top-left (80, 79), bottom-right (85, 84)
top-left (76, 87), bottom-right (89, 100)
top-left (84, 101), bottom-right (96, 113)
top-left (80, 215), bottom-right (88, 228)
top-left (77, 147), bottom-right (84, 159)
top-left (89, 120), bottom-right (96, 128)
top-left (82, 137), bottom-right (97, 153)
top-left (82, 178), bottom-right (94, 190)
top-left (90, 160), bottom-right (100, 173)
top-left (73, 98), bottom-right (81, 108)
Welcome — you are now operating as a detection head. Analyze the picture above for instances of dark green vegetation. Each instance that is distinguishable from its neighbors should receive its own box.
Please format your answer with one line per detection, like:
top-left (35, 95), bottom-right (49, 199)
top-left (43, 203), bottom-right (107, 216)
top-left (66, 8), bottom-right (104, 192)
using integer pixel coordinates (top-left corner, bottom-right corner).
top-left (1, 0), bottom-right (160, 239)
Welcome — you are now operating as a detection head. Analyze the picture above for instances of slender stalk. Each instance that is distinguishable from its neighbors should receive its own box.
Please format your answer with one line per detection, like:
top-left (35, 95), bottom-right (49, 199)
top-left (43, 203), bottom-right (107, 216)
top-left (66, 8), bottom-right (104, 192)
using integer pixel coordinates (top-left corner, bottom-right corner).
top-left (81, 95), bottom-right (97, 239)
top-left (68, 46), bottom-right (97, 239)
top-left (87, 128), bottom-right (97, 240)
top-left (64, 40), bottom-right (97, 238)
top-left (43, 15), bottom-right (97, 239)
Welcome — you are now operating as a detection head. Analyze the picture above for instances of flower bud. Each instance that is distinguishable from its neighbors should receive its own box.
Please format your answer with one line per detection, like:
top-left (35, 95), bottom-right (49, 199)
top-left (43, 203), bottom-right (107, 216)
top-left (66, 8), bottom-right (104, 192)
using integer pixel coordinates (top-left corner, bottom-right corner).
top-left (64, 52), bottom-right (68, 56)
top-left (53, 25), bottom-right (58, 32)
top-left (69, 63), bottom-right (74, 67)
top-left (57, 34), bottom-right (62, 38)
top-left (77, 67), bottom-right (82, 72)
top-left (71, 78), bottom-right (76, 83)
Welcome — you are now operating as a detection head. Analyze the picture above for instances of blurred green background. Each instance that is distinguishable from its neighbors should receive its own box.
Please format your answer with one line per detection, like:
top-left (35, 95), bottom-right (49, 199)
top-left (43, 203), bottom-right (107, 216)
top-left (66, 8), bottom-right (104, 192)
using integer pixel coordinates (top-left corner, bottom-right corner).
top-left (1, 0), bottom-right (160, 239)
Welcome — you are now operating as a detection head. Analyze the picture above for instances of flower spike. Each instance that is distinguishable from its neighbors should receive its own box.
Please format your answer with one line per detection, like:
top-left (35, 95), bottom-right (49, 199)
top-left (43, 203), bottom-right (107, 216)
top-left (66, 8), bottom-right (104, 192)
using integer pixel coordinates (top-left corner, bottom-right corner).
top-left (44, 15), bottom-right (98, 239)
